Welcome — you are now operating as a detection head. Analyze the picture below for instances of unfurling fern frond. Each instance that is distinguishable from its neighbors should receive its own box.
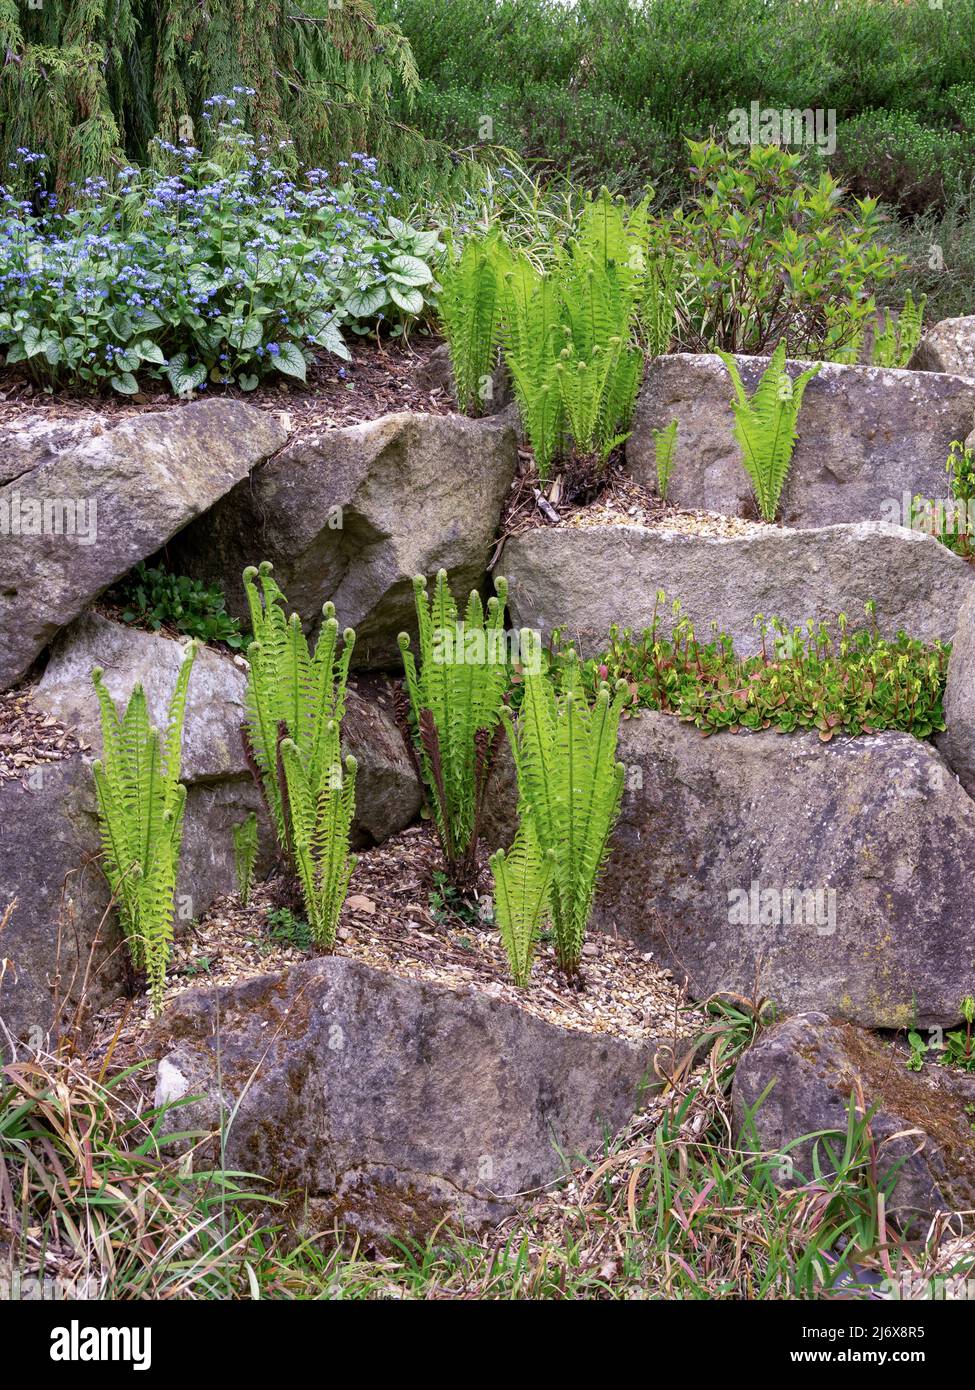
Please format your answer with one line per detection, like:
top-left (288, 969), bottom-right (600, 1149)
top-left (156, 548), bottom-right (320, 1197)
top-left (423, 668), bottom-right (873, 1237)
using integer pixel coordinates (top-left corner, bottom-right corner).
top-left (91, 641), bottom-right (197, 1014)
top-left (503, 642), bottom-right (627, 977)
top-left (233, 811), bottom-right (259, 907)
top-left (279, 733), bottom-right (357, 949)
top-left (242, 561), bottom-right (354, 858)
top-left (242, 561), bottom-right (358, 939)
top-left (438, 229), bottom-right (509, 415)
top-left (490, 814), bottom-right (555, 987)
top-left (871, 291), bottom-right (926, 369)
top-left (398, 570), bottom-right (510, 892)
top-left (718, 342), bottom-right (821, 522)
top-left (640, 248), bottom-right (680, 358)
top-left (653, 419), bottom-right (679, 501)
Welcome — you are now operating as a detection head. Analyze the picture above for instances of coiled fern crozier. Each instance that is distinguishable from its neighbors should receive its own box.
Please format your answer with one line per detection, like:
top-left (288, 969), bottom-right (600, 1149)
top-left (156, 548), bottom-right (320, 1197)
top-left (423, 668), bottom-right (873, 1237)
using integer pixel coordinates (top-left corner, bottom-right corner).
top-left (398, 571), bottom-right (510, 893)
top-left (241, 562), bottom-right (357, 946)
top-left (717, 342), bottom-right (821, 522)
top-left (502, 642), bottom-right (627, 977)
top-left (438, 228), bottom-right (508, 415)
top-left (91, 642), bottom-right (197, 1013)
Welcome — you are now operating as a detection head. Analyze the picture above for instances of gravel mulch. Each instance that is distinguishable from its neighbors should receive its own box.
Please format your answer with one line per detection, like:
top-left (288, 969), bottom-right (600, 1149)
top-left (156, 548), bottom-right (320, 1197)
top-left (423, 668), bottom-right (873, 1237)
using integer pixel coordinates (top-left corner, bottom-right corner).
top-left (0, 685), bottom-right (81, 783)
top-left (91, 823), bottom-right (702, 1060)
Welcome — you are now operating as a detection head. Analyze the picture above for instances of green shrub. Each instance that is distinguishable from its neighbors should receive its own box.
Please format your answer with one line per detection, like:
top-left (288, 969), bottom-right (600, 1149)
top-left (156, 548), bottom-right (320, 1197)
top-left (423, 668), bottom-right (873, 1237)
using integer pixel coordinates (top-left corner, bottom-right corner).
top-left (115, 563), bottom-right (246, 650)
top-left (398, 571), bottom-right (510, 893)
top-left (91, 643), bottom-right (197, 1012)
top-left (911, 439), bottom-right (975, 561)
top-left (564, 598), bottom-right (949, 742)
top-left (438, 228), bottom-right (508, 414)
top-left (669, 141), bottom-right (898, 358)
top-left (834, 110), bottom-right (975, 215)
top-left (870, 292), bottom-right (925, 369)
top-left (489, 821), bottom-right (555, 988)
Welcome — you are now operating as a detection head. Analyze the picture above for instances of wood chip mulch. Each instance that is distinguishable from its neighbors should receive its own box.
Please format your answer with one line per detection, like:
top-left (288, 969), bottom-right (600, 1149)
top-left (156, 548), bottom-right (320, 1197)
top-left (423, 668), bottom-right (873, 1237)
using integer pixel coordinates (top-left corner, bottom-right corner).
top-left (91, 823), bottom-right (702, 1061)
top-left (0, 336), bottom-right (455, 435)
top-left (0, 685), bottom-right (81, 783)
top-left (496, 459), bottom-right (770, 556)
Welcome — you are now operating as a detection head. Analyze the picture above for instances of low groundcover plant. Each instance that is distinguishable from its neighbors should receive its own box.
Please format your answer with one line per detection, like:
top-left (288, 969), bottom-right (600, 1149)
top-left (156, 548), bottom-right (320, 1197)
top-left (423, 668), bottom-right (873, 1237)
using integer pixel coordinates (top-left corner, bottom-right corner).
top-left (560, 597), bottom-right (949, 741)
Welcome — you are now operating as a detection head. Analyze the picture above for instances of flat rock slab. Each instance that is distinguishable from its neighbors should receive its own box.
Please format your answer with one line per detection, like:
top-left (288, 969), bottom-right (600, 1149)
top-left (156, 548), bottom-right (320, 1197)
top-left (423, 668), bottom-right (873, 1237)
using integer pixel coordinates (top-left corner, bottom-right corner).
top-left (732, 1014), bottom-right (975, 1235)
top-left (589, 714), bottom-right (975, 1030)
top-left (626, 353), bottom-right (975, 527)
top-left (166, 410), bottom-right (519, 669)
top-left (0, 401), bottom-right (288, 689)
top-left (502, 522), bottom-right (973, 658)
top-left (154, 955), bottom-right (668, 1244)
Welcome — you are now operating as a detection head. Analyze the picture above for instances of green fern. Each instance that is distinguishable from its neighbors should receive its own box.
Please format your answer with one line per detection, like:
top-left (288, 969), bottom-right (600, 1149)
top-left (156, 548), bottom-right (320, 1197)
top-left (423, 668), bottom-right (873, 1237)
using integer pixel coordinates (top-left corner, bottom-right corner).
top-left (871, 292), bottom-right (926, 369)
top-left (279, 733), bottom-right (357, 950)
top-left (233, 811), bottom-right (259, 908)
top-left (574, 186), bottom-right (652, 311)
top-left (91, 642), bottom-right (197, 1013)
top-left (438, 229), bottom-right (509, 415)
top-left (502, 643), bottom-right (627, 977)
top-left (640, 250), bottom-right (680, 358)
top-left (490, 816), bottom-right (555, 988)
top-left (554, 244), bottom-right (642, 464)
top-left (242, 561), bottom-right (355, 860)
top-left (717, 343), bottom-right (821, 522)
top-left (502, 256), bottom-right (565, 480)
top-left (398, 570), bottom-right (510, 892)
top-left (653, 420), bottom-right (679, 501)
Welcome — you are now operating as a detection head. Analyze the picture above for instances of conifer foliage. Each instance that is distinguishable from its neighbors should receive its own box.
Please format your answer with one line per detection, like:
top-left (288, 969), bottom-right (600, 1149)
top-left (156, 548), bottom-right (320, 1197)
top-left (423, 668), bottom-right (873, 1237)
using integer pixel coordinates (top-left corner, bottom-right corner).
top-left (0, 0), bottom-right (427, 194)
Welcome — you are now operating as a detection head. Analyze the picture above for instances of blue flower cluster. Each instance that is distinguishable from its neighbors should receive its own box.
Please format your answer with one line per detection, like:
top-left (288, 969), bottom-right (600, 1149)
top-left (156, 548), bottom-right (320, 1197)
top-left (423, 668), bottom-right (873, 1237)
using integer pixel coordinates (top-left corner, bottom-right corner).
top-left (0, 113), bottom-right (444, 396)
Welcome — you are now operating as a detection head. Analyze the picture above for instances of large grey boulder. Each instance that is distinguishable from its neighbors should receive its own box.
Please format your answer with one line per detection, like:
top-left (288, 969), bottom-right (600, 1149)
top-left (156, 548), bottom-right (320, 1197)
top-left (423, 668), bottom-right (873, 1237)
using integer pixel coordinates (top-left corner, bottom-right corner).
top-left (596, 715), bottom-right (975, 1029)
top-left (732, 1014), bottom-right (975, 1235)
top-left (0, 401), bottom-right (287, 689)
top-left (502, 522), bottom-right (972, 659)
top-left (626, 353), bottom-right (975, 527)
top-left (0, 753), bottom-right (113, 1052)
top-left (910, 315), bottom-right (975, 377)
top-left (166, 411), bottom-right (519, 669)
top-left (937, 588), bottom-right (975, 800)
top-left (154, 955), bottom-right (668, 1244)
top-left (32, 612), bottom-right (421, 851)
